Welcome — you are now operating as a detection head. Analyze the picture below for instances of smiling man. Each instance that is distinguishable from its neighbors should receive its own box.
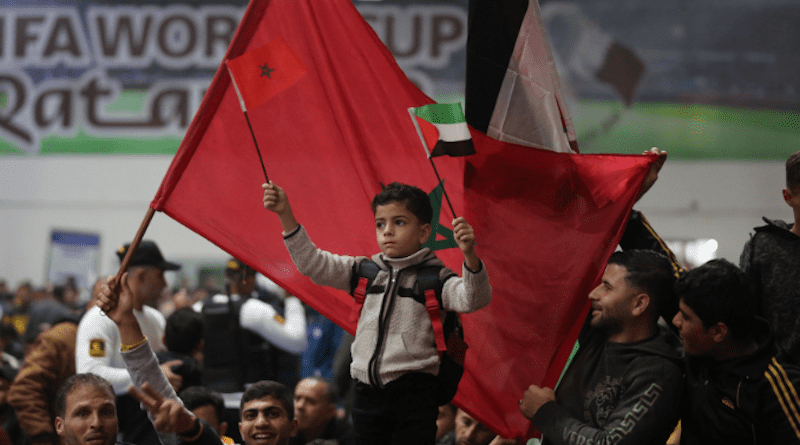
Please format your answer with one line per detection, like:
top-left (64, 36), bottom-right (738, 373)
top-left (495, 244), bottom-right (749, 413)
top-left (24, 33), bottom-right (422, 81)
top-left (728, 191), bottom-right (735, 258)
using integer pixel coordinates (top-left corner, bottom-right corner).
top-left (239, 381), bottom-right (298, 445)
top-left (673, 259), bottom-right (800, 444)
top-left (520, 250), bottom-right (683, 445)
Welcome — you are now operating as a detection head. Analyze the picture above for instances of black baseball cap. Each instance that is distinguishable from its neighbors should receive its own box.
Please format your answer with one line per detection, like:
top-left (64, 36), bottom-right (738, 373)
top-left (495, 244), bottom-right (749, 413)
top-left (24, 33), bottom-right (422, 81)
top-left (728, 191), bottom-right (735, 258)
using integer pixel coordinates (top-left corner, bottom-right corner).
top-left (225, 258), bottom-right (256, 277)
top-left (117, 240), bottom-right (181, 271)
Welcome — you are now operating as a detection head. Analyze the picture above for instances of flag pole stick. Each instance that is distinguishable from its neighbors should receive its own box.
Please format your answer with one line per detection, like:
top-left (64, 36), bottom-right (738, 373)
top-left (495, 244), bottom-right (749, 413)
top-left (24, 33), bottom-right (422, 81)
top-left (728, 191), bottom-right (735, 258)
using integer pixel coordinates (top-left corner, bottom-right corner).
top-left (244, 110), bottom-right (269, 183)
top-left (114, 206), bottom-right (156, 284)
top-left (428, 157), bottom-right (457, 219)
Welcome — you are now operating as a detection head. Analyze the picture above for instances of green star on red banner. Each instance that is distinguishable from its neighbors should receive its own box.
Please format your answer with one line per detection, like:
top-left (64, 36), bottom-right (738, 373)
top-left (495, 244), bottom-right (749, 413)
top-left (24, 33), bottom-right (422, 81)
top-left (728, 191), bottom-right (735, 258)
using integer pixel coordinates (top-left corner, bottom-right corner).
top-left (260, 63), bottom-right (275, 78)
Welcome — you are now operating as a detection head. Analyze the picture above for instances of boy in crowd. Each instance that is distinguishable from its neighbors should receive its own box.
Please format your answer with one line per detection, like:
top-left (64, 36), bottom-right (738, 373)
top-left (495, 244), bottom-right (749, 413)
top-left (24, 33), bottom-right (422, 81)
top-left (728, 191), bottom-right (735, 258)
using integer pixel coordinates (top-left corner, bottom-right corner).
top-left (262, 181), bottom-right (492, 445)
top-left (673, 259), bottom-right (800, 443)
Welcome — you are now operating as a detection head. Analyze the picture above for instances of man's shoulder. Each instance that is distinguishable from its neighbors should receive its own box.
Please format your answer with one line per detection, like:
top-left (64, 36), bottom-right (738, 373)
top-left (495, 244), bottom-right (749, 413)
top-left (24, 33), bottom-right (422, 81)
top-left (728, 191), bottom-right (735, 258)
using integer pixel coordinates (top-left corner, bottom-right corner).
top-left (77, 306), bottom-right (112, 329)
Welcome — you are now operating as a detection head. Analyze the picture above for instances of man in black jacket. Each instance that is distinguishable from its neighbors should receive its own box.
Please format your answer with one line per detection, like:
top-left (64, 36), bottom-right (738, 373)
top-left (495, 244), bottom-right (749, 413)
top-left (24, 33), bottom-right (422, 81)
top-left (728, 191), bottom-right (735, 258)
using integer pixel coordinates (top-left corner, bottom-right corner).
top-left (519, 250), bottom-right (683, 445)
top-left (673, 258), bottom-right (800, 444)
top-left (740, 150), bottom-right (800, 362)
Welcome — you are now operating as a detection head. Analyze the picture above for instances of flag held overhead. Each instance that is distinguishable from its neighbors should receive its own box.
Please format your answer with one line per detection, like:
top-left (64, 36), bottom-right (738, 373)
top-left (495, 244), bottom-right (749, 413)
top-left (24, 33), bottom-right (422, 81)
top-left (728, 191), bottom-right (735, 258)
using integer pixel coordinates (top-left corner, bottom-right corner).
top-left (409, 103), bottom-right (476, 158)
top-left (226, 37), bottom-right (308, 111)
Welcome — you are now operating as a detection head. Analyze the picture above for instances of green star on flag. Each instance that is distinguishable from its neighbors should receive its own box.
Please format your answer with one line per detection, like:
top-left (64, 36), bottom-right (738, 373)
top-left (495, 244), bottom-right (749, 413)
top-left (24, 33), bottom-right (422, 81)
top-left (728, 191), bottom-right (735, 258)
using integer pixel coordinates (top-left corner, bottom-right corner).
top-left (423, 181), bottom-right (457, 251)
top-left (260, 63), bottom-right (275, 78)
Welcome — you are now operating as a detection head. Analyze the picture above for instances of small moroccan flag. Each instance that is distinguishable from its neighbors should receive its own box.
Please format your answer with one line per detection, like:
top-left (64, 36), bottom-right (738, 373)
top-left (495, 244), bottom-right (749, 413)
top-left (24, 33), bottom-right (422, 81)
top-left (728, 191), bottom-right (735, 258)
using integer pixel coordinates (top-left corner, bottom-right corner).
top-left (226, 37), bottom-right (307, 111)
top-left (409, 103), bottom-right (476, 157)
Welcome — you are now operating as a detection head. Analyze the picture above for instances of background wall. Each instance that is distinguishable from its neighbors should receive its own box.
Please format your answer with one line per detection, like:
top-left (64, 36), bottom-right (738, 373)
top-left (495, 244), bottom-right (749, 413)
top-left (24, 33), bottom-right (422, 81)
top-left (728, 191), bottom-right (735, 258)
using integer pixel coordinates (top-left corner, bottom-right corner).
top-left (1, 0), bottom-right (797, 289)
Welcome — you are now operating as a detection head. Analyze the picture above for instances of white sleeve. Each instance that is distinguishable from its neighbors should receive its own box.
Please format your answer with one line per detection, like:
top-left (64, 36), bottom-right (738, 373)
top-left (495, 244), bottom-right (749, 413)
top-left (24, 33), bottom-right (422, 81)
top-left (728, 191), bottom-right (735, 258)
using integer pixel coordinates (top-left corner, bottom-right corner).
top-left (239, 297), bottom-right (307, 354)
top-left (75, 309), bottom-right (132, 395)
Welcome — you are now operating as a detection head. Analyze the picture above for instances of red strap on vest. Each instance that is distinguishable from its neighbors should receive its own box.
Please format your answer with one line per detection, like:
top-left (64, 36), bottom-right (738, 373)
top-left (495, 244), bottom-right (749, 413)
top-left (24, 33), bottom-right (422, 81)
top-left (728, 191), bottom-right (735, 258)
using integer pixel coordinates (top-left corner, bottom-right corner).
top-left (350, 277), bottom-right (368, 325)
top-left (424, 289), bottom-right (447, 354)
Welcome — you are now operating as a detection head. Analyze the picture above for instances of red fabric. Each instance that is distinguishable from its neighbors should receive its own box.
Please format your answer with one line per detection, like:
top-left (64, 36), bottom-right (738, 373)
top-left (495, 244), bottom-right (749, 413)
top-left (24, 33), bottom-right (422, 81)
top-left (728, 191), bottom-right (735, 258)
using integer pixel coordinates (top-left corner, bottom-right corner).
top-left (151, 0), bottom-right (654, 440)
top-left (414, 114), bottom-right (440, 155)
top-left (226, 37), bottom-right (308, 110)
top-left (457, 130), bottom-right (652, 439)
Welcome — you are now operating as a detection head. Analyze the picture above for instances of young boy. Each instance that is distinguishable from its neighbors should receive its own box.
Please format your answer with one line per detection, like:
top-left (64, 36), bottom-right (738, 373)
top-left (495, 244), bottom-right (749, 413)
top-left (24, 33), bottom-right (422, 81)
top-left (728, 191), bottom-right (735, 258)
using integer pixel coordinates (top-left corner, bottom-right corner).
top-left (740, 150), bottom-right (800, 361)
top-left (262, 181), bottom-right (491, 445)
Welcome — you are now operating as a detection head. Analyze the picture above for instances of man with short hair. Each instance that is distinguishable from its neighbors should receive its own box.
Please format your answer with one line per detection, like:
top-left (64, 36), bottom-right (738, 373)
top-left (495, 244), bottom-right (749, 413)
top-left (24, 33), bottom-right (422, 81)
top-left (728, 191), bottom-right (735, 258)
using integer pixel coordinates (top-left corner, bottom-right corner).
top-left (520, 250), bottom-right (683, 445)
top-left (740, 150), bottom-right (800, 362)
top-left (673, 258), bottom-right (800, 443)
top-left (239, 381), bottom-right (298, 445)
top-left (54, 374), bottom-right (117, 445)
top-left (76, 240), bottom-right (182, 445)
top-left (290, 376), bottom-right (353, 445)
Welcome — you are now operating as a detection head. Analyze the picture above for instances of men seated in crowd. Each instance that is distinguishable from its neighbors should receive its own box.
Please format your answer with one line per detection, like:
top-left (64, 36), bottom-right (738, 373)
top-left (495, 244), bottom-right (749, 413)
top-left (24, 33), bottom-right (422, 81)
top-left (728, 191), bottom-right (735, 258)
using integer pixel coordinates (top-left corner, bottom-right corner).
top-left (673, 259), bottom-right (800, 443)
top-left (290, 376), bottom-right (353, 445)
top-left (519, 250), bottom-right (683, 445)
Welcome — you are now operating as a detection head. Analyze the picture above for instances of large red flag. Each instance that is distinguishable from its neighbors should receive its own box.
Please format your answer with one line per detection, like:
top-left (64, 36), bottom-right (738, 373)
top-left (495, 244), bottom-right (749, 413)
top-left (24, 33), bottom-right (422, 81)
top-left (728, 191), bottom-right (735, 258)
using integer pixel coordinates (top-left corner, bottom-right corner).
top-left (150, 0), bottom-right (653, 440)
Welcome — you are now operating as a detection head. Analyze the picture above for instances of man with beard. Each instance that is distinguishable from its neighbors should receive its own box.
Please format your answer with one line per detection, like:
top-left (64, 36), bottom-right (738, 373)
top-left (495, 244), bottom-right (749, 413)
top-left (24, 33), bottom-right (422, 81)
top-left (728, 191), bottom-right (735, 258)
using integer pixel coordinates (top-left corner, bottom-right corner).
top-left (519, 250), bottom-right (683, 445)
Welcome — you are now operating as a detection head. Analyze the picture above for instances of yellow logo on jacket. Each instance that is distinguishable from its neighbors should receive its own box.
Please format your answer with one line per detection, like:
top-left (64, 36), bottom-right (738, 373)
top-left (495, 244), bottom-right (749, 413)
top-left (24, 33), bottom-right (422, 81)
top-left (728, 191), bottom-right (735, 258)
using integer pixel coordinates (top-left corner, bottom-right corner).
top-left (89, 338), bottom-right (106, 357)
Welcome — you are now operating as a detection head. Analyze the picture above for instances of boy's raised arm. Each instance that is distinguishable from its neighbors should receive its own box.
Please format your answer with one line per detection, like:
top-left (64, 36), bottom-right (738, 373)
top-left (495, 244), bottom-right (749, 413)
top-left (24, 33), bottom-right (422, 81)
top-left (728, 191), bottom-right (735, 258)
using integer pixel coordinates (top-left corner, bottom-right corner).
top-left (452, 216), bottom-right (481, 272)
top-left (262, 181), bottom-right (300, 233)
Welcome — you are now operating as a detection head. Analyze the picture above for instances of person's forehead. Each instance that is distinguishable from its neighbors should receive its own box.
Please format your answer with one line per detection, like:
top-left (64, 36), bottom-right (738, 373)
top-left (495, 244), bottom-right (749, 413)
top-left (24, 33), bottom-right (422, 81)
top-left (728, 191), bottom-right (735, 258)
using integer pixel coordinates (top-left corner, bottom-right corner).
top-left (678, 299), bottom-right (697, 318)
top-left (66, 386), bottom-right (115, 411)
top-left (296, 379), bottom-right (326, 397)
top-left (374, 201), bottom-right (414, 218)
top-left (242, 396), bottom-right (286, 414)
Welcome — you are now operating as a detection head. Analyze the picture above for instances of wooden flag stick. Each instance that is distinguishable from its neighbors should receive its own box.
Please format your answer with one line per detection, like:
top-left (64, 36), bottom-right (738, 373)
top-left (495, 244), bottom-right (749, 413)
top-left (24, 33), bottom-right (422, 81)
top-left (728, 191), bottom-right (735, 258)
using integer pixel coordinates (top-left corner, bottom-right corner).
top-left (428, 157), bottom-right (457, 220)
top-left (244, 110), bottom-right (269, 183)
top-left (114, 206), bottom-right (156, 284)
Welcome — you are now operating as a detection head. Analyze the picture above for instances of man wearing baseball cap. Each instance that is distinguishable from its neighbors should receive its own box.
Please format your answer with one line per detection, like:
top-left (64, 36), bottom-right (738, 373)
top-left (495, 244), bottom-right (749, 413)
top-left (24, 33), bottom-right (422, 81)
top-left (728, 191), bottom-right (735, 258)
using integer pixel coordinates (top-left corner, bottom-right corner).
top-left (75, 240), bottom-right (181, 445)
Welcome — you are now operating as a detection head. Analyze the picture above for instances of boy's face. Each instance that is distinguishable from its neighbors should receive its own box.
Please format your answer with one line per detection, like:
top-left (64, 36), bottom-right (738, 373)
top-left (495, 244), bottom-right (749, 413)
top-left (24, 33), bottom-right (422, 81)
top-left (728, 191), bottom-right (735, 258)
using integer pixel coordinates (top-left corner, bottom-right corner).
top-left (672, 299), bottom-right (718, 357)
top-left (374, 201), bottom-right (432, 258)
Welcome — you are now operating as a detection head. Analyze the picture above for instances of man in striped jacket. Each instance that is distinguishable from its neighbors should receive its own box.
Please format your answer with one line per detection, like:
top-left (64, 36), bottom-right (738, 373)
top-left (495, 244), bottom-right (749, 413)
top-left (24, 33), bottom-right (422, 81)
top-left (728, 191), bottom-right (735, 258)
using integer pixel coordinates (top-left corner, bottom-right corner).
top-left (672, 258), bottom-right (800, 444)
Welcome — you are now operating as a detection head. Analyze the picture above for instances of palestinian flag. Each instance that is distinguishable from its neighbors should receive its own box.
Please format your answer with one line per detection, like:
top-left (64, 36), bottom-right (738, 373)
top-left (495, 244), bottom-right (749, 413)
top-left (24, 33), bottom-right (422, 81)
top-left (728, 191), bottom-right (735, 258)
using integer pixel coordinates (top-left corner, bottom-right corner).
top-left (466, 0), bottom-right (578, 153)
top-left (409, 103), bottom-right (476, 158)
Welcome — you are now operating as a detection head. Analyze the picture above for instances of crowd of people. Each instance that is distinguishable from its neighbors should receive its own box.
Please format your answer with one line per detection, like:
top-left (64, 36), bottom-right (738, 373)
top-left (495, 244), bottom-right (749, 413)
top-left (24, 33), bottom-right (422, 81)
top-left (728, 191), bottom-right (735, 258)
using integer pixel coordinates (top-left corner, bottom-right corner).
top-left (0, 150), bottom-right (798, 445)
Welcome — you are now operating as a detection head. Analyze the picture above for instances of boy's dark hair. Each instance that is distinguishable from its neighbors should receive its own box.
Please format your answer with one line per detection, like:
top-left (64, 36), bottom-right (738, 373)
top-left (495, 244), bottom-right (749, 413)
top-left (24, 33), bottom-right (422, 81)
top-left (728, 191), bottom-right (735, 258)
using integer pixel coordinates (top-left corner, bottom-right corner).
top-left (787, 151), bottom-right (800, 191)
top-left (240, 380), bottom-right (294, 420)
top-left (608, 249), bottom-right (677, 322)
top-left (675, 259), bottom-right (754, 339)
top-left (55, 373), bottom-right (114, 418)
top-left (371, 182), bottom-right (433, 224)
top-left (179, 386), bottom-right (225, 421)
top-left (300, 376), bottom-right (338, 404)
top-left (165, 307), bottom-right (204, 356)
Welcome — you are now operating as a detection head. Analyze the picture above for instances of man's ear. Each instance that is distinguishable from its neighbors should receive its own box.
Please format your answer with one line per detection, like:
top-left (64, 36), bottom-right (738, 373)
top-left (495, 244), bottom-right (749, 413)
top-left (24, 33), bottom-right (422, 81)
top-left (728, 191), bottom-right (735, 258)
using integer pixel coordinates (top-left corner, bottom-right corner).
top-left (419, 223), bottom-right (432, 244)
top-left (55, 417), bottom-right (64, 436)
top-left (709, 322), bottom-right (729, 343)
top-left (631, 293), bottom-right (651, 318)
top-left (218, 421), bottom-right (228, 436)
top-left (783, 188), bottom-right (792, 204)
